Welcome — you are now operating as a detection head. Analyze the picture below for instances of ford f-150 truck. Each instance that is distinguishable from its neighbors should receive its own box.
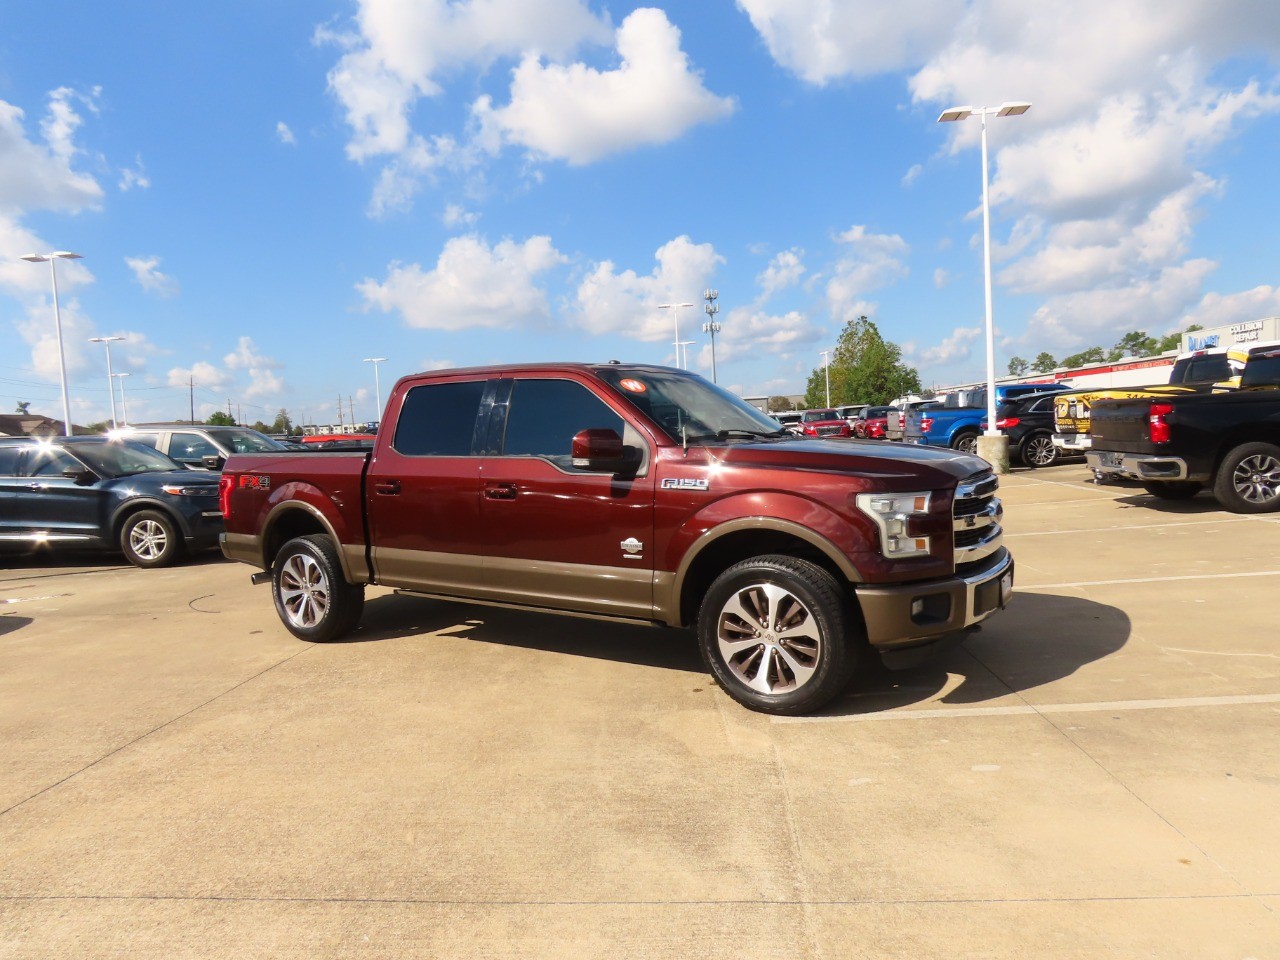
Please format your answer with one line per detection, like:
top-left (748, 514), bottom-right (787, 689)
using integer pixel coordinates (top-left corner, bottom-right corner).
top-left (1086, 346), bottom-right (1280, 512)
top-left (917, 384), bottom-right (1068, 453)
top-left (219, 363), bottom-right (1013, 715)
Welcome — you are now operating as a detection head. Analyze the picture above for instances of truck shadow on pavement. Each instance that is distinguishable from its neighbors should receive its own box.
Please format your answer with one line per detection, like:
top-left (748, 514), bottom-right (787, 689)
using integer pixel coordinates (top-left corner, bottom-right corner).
top-left (830, 591), bottom-right (1130, 716)
top-left (0, 615), bottom-right (34, 639)
top-left (1112, 493), bottom-right (1227, 515)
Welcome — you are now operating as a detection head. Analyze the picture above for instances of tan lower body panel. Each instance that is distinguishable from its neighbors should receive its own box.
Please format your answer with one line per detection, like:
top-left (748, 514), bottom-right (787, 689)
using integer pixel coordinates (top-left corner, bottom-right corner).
top-left (373, 547), bottom-right (656, 621)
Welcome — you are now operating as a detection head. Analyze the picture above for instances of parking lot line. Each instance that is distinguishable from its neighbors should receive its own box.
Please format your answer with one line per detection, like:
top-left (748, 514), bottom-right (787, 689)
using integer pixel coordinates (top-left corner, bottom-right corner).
top-left (1018, 570), bottom-right (1280, 589)
top-left (773, 692), bottom-right (1280, 724)
top-left (1005, 517), bottom-right (1255, 537)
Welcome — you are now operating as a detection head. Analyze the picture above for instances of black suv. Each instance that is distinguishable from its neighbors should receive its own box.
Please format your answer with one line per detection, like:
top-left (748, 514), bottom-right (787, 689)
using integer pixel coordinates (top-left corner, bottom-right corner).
top-left (0, 436), bottom-right (223, 567)
top-left (981, 391), bottom-right (1073, 468)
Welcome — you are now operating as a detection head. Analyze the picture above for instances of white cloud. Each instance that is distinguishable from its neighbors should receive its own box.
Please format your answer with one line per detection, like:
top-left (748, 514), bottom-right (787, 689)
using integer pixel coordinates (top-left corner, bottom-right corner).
top-left (0, 91), bottom-right (103, 217)
top-left (118, 155), bottom-right (150, 191)
top-left (736, 0), bottom-right (967, 85)
top-left (756, 249), bottom-right (805, 301)
top-left (125, 255), bottom-right (180, 297)
top-left (574, 235), bottom-right (724, 343)
top-left (168, 361), bottom-right (230, 393)
top-left (902, 325), bottom-right (982, 369)
top-left (442, 203), bottom-right (479, 228)
top-left (359, 234), bottom-right (567, 330)
top-left (825, 225), bottom-right (909, 321)
top-left (224, 337), bottom-right (285, 400)
top-left (901, 163), bottom-right (923, 187)
top-left (474, 9), bottom-right (735, 165)
top-left (703, 305), bottom-right (824, 366)
top-left (318, 0), bottom-right (611, 162)
top-left (1179, 286), bottom-right (1280, 331)
top-left (933, 268), bottom-right (951, 289)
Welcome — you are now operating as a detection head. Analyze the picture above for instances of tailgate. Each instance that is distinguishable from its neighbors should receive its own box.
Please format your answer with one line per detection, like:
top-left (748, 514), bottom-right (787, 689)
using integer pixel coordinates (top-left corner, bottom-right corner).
top-left (1088, 400), bottom-right (1155, 452)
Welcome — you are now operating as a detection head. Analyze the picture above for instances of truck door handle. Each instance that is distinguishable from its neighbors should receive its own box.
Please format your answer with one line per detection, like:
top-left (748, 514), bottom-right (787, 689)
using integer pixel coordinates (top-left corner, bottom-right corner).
top-left (374, 479), bottom-right (401, 496)
top-left (484, 483), bottom-right (518, 501)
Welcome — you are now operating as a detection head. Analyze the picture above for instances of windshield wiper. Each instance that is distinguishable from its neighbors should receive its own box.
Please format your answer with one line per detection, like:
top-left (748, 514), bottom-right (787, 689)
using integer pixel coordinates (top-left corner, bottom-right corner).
top-left (683, 428), bottom-right (792, 444)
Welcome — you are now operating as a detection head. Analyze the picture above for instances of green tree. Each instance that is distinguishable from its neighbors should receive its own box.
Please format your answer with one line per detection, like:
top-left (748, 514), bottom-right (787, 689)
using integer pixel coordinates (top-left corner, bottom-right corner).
top-left (1031, 352), bottom-right (1057, 373)
top-left (1061, 346), bottom-right (1106, 368)
top-left (251, 420), bottom-right (270, 433)
top-left (270, 408), bottom-right (294, 434)
top-left (1107, 331), bottom-right (1160, 361)
top-left (803, 315), bottom-right (921, 408)
top-left (767, 396), bottom-right (795, 412)
top-left (207, 411), bottom-right (235, 426)
top-left (1158, 323), bottom-right (1201, 353)
top-left (1007, 356), bottom-right (1029, 377)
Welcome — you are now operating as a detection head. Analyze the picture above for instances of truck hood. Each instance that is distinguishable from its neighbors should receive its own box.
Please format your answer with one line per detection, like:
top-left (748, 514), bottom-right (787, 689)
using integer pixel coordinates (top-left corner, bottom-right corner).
top-left (707, 437), bottom-right (989, 484)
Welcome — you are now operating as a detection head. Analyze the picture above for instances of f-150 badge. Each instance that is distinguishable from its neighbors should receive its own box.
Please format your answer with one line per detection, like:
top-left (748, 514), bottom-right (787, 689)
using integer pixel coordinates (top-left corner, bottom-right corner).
top-left (660, 478), bottom-right (709, 490)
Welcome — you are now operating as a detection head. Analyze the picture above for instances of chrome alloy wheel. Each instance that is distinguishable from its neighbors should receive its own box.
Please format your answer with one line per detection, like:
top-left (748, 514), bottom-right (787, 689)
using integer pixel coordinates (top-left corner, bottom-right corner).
top-left (1231, 452), bottom-right (1280, 506)
top-left (1025, 435), bottom-right (1057, 467)
top-left (716, 582), bottom-right (822, 695)
top-left (127, 518), bottom-right (169, 562)
top-left (278, 552), bottom-right (330, 629)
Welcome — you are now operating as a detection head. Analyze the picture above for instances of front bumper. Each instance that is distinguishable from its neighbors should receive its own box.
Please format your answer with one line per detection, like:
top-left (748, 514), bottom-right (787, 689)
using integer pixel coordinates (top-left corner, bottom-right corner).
top-left (1086, 451), bottom-right (1194, 482)
top-left (856, 548), bottom-right (1014, 649)
top-left (1053, 432), bottom-right (1091, 452)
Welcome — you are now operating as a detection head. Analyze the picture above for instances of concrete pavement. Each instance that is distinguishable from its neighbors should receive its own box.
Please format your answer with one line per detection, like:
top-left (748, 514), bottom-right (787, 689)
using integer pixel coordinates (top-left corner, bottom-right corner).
top-left (1, 464), bottom-right (1277, 958)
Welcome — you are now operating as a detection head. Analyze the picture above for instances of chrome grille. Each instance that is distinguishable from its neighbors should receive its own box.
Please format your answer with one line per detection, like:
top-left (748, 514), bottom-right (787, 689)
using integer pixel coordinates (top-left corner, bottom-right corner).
top-left (953, 470), bottom-right (1003, 569)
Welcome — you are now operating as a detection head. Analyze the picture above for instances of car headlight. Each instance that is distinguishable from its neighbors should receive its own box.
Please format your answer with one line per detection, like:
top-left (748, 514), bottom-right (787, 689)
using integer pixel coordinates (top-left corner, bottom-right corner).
top-left (161, 484), bottom-right (218, 497)
top-left (856, 491), bottom-right (933, 559)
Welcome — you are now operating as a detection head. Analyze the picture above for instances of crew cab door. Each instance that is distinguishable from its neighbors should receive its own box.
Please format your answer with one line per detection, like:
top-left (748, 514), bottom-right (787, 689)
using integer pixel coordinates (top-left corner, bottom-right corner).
top-left (365, 377), bottom-right (489, 594)
top-left (14, 446), bottom-right (104, 544)
top-left (476, 375), bottom-right (657, 620)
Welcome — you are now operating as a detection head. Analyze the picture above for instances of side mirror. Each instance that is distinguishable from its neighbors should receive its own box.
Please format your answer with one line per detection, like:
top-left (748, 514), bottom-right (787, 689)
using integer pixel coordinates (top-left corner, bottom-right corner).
top-left (201, 454), bottom-right (227, 471)
top-left (61, 467), bottom-right (97, 485)
top-left (571, 429), bottom-right (624, 471)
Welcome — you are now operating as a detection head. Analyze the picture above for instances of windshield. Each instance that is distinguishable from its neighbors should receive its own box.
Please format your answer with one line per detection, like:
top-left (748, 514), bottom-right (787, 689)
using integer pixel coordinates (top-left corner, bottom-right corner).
top-left (71, 440), bottom-right (187, 478)
top-left (208, 428), bottom-right (287, 453)
top-left (802, 409), bottom-right (838, 422)
top-left (594, 367), bottom-right (790, 444)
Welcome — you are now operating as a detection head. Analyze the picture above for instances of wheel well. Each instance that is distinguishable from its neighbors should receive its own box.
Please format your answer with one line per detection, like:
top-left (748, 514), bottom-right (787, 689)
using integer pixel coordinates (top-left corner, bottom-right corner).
top-left (1213, 430), bottom-right (1280, 475)
top-left (263, 509), bottom-right (329, 568)
top-left (679, 529), bottom-right (848, 627)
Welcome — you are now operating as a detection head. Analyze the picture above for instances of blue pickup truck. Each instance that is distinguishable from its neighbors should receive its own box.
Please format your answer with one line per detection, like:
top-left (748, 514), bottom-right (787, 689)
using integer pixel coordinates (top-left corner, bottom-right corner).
top-left (914, 383), bottom-right (1069, 453)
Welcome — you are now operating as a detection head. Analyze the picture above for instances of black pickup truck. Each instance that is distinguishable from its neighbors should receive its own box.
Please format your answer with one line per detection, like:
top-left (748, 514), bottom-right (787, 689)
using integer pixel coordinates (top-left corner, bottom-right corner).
top-left (1086, 345), bottom-right (1280, 512)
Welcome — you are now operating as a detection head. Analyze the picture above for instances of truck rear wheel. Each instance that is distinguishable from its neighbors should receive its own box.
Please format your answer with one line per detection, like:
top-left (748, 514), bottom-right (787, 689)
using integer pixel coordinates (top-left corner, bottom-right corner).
top-left (1213, 442), bottom-right (1280, 513)
top-left (952, 431), bottom-right (978, 455)
top-left (272, 535), bottom-right (365, 642)
top-left (697, 555), bottom-right (860, 715)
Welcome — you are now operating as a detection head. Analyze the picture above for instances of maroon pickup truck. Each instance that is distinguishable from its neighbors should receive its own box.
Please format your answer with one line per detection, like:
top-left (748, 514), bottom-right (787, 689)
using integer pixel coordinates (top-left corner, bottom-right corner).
top-left (219, 363), bottom-right (1013, 714)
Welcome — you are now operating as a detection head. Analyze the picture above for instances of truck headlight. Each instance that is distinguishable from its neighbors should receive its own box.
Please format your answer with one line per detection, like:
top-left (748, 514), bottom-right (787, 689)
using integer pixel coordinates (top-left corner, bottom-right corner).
top-left (856, 491), bottom-right (932, 559)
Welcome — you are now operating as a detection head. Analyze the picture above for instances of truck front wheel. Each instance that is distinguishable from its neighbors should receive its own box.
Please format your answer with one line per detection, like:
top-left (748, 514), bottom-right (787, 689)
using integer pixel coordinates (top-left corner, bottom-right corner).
top-left (697, 555), bottom-right (860, 715)
top-left (951, 431), bottom-right (978, 455)
top-left (272, 535), bottom-right (365, 642)
top-left (1213, 442), bottom-right (1280, 513)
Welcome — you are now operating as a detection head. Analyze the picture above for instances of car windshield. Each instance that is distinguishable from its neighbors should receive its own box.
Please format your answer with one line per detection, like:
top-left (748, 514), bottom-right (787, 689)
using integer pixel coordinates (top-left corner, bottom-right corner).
top-left (594, 367), bottom-right (791, 444)
top-left (71, 440), bottom-right (186, 478)
top-left (865, 407), bottom-right (894, 418)
top-left (208, 429), bottom-right (287, 453)
top-left (802, 409), bottom-right (838, 422)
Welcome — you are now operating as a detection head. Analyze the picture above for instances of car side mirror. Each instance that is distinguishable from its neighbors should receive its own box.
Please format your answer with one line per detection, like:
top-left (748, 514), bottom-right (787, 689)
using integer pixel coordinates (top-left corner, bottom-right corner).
top-left (61, 467), bottom-right (97, 485)
top-left (571, 429), bottom-right (625, 471)
top-left (201, 454), bottom-right (226, 471)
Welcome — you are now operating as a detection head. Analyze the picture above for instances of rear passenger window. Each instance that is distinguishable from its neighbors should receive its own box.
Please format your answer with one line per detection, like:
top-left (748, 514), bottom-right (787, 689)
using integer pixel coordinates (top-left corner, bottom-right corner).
top-left (394, 380), bottom-right (485, 456)
top-left (23, 447), bottom-right (80, 477)
top-left (0, 446), bottom-right (20, 476)
top-left (129, 432), bottom-right (161, 450)
top-left (502, 379), bottom-right (625, 466)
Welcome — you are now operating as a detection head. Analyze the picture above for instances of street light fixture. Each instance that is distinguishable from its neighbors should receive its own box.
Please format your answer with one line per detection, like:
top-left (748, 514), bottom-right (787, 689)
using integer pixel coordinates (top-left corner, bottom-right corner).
top-left (363, 357), bottom-right (388, 422)
top-left (657, 302), bottom-right (695, 368)
top-left (676, 341), bottom-right (696, 368)
top-left (111, 372), bottom-right (131, 425)
top-left (819, 350), bottom-right (831, 408)
top-left (89, 335), bottom-right (126, 428)
top-left (20, 251), bottom-right (83, 436)
top-left (703, 289), bottom-right (721, 383)
top-left (938, 101), bottom-right (1031, 472)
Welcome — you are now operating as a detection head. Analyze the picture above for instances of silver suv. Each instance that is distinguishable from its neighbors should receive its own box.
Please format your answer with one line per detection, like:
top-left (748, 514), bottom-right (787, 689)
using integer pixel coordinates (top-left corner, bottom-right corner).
top-left (113, 423), bottom-right (286, 469)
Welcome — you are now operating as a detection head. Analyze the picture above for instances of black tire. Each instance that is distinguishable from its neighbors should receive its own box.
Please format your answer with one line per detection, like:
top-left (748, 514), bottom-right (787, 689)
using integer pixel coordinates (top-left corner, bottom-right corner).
top-left (1019, 433), bottom-right (1058, 468)
top-left (120, 509), bottom-right (184, 568)
top-left (696, 555), bottom-right (860, 715)
top-left (951, 431), bottom-right (978, 455)
top-left (272, 535), bottom-right (365, 642)
top-left (1142, 481), bottom-right (1203, 500)
top-left (1212, 442), bottom-right (1280, 514)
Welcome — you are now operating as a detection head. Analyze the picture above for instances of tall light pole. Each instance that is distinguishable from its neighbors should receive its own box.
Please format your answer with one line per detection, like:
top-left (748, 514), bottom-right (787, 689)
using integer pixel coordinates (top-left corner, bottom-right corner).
top-left (363, 357), bottom-right (387, 422)
top-left (88, 335), bottom-right (126, 428)
top-left (703, 289), bottom-right (721, 383)
top-left (819, 350), bottom-right (832, 408)
top-left (658, 302), bottom-right (695, 368)
top-left (676, 341), bottom-right (696, 368)
top-left (938, 101), bottom-right (1031, 472)
top-left (20, 251), bottom-right (83, 436)
top-left (111, 372), bottom-right (131, 425)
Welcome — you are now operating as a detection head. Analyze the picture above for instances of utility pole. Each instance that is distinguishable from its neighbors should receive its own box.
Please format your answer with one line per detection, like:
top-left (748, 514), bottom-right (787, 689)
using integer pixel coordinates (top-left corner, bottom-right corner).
top-left (820, 350), bottom-right (831, 408)
top-left (349, 395), bottom-right (356, 431)
top-left (227, 398), bottom-right (233, 421)
top-left (189, 377), bottom-right (195, 422)
top-left (336, 395), bottom-right (344, 428)
top-left (703, 289), bottom-right (721, 383)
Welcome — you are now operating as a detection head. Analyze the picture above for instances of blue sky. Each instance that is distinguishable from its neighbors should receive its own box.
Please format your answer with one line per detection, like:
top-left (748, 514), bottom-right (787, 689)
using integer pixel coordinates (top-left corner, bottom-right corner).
top-left (3, 1), bottom-right (1279, 427)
